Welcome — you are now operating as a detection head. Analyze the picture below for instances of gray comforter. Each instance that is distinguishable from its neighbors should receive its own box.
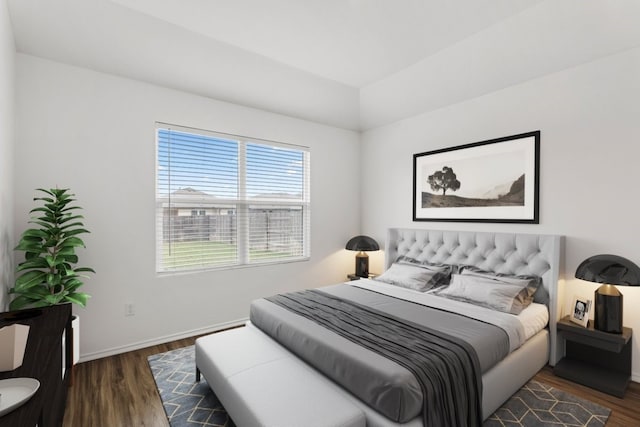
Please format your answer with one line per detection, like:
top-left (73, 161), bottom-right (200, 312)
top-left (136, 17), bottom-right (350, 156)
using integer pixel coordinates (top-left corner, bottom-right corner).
top-left (250, 284), bottom-right (511, 424)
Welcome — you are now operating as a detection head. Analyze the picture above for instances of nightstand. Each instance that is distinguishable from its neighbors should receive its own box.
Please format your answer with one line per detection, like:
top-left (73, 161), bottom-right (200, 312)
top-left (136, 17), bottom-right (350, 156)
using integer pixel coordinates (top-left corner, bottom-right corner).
top-left (554, 315), bottom-right (632, 397)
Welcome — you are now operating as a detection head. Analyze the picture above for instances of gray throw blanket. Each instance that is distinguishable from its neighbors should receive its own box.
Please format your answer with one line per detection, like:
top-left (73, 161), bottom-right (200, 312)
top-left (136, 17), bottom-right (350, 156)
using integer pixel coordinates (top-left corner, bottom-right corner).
top-left (266, 289), bottom-right (482, 427)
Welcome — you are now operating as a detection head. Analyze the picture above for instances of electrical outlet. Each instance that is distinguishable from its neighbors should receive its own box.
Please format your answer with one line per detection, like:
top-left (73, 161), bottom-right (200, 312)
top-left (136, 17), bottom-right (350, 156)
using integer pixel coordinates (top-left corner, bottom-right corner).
top-left (125, 303), bottom-right (135, 317)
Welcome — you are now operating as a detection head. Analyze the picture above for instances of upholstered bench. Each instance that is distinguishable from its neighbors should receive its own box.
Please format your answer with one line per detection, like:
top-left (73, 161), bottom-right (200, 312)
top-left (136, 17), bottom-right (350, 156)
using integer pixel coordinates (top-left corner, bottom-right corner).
top-left (195, 324), bottom-right (366, 427)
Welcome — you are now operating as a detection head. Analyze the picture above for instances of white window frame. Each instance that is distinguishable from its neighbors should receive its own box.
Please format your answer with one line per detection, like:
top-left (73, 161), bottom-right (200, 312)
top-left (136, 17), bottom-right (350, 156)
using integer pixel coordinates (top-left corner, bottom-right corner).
top-left (155, 123), bottom-right (310, 274)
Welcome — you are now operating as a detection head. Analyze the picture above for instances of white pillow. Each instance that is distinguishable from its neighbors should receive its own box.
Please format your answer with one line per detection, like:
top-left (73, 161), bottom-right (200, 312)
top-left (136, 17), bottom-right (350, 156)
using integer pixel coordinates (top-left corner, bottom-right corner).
top-left (435, 273), bottom-right (536, 314)
top-left (459, 265), bottom-right (546, 305)
top-left (374, 262), bottom-right (450, 292)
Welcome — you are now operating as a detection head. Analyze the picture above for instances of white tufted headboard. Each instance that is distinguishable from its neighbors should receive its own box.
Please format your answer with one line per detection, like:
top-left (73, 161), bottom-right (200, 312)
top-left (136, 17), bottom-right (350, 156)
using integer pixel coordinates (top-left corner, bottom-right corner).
top-left (385, 228), bottom-right (564, 365)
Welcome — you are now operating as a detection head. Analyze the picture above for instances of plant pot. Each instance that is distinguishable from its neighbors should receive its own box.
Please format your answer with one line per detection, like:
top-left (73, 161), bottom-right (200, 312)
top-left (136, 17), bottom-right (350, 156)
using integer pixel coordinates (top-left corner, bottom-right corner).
top-left (71, 315), bottom-right (80, 364)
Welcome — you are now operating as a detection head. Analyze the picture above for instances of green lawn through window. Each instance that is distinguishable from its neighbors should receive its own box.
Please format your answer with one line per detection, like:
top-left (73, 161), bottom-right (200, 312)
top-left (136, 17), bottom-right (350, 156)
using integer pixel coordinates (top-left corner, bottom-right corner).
top-left (161, 241), bottom-right (293, 270)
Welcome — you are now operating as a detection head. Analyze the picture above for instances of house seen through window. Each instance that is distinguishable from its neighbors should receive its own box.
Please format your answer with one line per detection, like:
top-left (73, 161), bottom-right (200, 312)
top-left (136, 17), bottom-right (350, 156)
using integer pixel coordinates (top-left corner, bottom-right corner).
top-left (156, 124), bottom-right (310, 273)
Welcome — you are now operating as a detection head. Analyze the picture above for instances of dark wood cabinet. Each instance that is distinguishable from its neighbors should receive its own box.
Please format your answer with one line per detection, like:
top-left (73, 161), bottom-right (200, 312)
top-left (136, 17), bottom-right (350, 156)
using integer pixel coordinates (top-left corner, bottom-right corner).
top-left (0, 304), bottom-right (72, 426)
top-left (554, 315), bottom-right (632, 397)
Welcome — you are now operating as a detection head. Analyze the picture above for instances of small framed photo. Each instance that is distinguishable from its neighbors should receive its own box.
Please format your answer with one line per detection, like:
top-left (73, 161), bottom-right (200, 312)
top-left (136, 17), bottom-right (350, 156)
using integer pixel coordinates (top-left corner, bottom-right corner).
top-left (570, 296), bottom-right (592, 327)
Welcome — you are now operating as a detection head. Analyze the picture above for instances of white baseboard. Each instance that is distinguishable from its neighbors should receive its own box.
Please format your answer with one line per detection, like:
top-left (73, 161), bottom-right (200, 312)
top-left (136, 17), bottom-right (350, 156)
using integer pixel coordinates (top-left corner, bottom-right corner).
top-left (78, 317), bottom-right (248, 362)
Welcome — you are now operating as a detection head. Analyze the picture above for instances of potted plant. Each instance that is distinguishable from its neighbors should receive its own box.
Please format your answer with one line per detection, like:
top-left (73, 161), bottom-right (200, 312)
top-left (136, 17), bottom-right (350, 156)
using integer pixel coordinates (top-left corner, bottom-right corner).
top-left (9, 188), bottom-right (95, 363)
top-left (10, 188), bottom-right (94, 309)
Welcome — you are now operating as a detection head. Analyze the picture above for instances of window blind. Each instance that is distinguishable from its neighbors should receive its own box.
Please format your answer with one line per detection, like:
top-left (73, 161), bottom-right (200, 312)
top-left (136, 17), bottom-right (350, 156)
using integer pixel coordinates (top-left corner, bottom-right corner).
top-left (156, 124), bottom-right (310, 273)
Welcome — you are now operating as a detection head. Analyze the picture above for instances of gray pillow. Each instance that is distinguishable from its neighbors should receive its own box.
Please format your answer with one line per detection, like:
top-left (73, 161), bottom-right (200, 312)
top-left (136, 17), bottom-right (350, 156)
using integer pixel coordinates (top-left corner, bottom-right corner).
top-left (435, 273), bottom-right (537, 314)
top-left (458, 265), bottom-right (547, 305)
top-left (374, 262), bottom-right (451, 292)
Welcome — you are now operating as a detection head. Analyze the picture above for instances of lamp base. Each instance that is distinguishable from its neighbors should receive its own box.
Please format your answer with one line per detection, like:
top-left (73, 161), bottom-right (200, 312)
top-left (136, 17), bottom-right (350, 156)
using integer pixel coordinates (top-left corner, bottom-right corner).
top-left (594, 284), bottom-right (623, 334)
top-left (355, 251), bottom-right (369, 278)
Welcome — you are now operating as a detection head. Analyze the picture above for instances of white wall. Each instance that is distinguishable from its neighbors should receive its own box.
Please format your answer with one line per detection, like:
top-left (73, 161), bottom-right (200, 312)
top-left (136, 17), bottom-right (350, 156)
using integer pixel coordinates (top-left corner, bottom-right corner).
top-left (15, 54), bottom-right (361, 360)
top-left (0, 0), bottom-right (15, 311)
top-left (361, 47), bottom-right (640, 380)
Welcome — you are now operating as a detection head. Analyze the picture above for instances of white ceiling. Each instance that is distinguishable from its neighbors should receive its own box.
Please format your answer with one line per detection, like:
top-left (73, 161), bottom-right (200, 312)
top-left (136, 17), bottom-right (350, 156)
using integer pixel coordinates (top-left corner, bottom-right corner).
top-left (7, 0), bottom-right (640, 130)
top-left (107, 0), bottom-right (541, 88)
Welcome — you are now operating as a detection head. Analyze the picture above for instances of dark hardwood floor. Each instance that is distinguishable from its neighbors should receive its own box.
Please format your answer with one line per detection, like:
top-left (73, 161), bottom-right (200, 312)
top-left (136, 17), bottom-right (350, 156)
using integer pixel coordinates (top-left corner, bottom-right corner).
top-left (63, 335), bottom-right (640, 427)
top-left (63, 337), bottom-right (197, 427)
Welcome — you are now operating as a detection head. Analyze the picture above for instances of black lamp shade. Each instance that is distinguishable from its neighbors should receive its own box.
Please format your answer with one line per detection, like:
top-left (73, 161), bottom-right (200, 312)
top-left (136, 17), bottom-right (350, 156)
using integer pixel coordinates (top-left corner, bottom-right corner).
top-left (575, 254), bottom-right (640, 333)
top-left (346, 235), bottom-right (380, 277)
top-left (345, 235), bottom-right (380, 252)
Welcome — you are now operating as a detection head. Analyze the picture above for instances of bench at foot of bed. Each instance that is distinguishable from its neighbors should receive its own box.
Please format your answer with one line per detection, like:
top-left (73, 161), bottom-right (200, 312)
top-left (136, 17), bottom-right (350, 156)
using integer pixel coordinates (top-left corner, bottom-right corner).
top-left (195, 325), bottom-right (366, 427)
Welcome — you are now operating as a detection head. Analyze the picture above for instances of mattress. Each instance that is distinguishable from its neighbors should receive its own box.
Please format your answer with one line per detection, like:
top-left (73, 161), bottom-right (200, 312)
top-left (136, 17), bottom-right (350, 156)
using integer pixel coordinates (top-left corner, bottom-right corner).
top-left (352, 278), bottom-right (549, 342)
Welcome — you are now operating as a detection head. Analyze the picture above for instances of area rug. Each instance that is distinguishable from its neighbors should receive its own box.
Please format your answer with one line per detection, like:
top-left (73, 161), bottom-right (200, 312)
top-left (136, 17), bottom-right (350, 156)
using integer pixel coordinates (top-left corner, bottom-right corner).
top-left (148, 346), bottom-right (235, 427)
top-left (484, 380), bottom-right (610, 426)
top-left (148, 346), bottom-right (611, 427)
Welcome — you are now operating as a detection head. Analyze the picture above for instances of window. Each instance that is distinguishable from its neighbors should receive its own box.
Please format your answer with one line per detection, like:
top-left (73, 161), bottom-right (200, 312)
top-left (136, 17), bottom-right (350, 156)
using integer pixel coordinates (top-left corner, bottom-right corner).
top-left (156, 124), bottom-right (310, 273)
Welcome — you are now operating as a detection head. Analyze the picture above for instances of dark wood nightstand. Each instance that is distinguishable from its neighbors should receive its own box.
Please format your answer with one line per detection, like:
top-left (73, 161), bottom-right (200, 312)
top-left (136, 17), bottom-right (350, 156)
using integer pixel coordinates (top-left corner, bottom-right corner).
top-left (554, 315), bottom-right (632, 397)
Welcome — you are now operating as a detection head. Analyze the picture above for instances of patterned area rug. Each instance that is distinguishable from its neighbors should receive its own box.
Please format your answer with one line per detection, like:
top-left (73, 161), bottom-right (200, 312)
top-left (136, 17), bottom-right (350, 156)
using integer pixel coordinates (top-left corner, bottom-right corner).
top-left (148, 346), bottom-right (611, 427)
top-left (148, 346), bottom-right (235, 427)
top-left (484, 380), bottom-right (610, 427)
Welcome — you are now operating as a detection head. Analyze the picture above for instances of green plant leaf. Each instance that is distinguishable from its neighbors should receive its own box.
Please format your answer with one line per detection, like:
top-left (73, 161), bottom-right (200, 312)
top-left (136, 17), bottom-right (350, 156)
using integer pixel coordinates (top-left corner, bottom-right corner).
top-left (59, 220), bottom-right (86, 228)
top-left (60, 209), bottom-right (83, 216)
top-left (63, 277), bottom-right (83, 289)
top-left (11, 285), bottom-right (48, 297)
top-left (19, 236), bottom-right (45, 245)
top-left (60, 236), bottom-right (86, 248)
top-left (34, 196), bottom-right (54, 203)
top-left (25, 251), bottom-right (41, 260)
top-left (35, 188), bottom-right (56, 196)
top-left (56, 243), bottom-right (77, 256)
top-left (14, 243), bottom-right (45, 254)
top-left (21, 229), bottom-right (49, 239)
top-left (31, 215), bottom-right (56, 224)
top-left (14, 270), bottom-right (47, 291)
top-left (16, 257), bottom-right (49, 271)
top-left (30, 206), bottom-right (55, 214)
top-left (65, 293), bottom-right (89, 307)
top-left (28, 219), bottom-right (54, 229)
top-left (58, 215), bottom-right (84, 225)
top-left (60, 227), bottom-right (90, 237)
top-left (9, 295), bottom-right (37, 310)
top-left (62, 254), bottom-right (79, 264)
top-left (44, 294), bottom-right (64, 305)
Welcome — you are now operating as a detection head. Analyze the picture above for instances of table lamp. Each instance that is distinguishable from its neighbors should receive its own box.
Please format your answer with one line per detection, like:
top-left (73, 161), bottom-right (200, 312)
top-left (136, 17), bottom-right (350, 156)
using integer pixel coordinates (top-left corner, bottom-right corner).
top-left (345, 235), bottom-right (379, 278)
top-left (575, 254), bottom-right (640, 333)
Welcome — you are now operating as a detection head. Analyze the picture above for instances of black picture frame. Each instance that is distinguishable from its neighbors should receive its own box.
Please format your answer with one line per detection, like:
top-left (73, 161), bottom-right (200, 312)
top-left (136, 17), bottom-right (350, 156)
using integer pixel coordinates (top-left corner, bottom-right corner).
top-left (413, 131), bottom-right (540, 223)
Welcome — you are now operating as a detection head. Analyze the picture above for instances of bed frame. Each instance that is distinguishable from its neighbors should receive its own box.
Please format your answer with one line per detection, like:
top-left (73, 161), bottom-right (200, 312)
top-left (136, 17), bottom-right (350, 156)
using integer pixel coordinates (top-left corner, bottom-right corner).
top-left (196, 228), bottom-right (564, 427)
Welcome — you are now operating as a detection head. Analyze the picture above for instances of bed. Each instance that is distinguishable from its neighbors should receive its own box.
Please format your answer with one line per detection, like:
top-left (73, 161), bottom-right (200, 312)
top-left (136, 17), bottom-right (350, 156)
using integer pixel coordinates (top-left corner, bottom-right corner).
top-left (196, 228), bottom-right (564, 427)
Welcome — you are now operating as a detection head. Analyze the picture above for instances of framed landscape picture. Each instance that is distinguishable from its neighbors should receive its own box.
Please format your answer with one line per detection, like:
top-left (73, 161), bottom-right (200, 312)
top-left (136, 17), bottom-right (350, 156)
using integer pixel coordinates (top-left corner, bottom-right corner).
top-left (413, 131), bottom-right (540, 223)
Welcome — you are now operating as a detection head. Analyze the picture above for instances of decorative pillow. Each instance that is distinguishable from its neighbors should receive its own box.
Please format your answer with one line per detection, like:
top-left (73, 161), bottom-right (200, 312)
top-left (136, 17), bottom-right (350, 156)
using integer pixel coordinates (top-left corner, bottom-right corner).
top-left (458, 265), bottom-right (547, 305)
top-left (374, 262), bottom-right (451, 292)
top-left (395, 255), bottom-right (449, 265)
top-left (435, 273), bottom-right (537, 314)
